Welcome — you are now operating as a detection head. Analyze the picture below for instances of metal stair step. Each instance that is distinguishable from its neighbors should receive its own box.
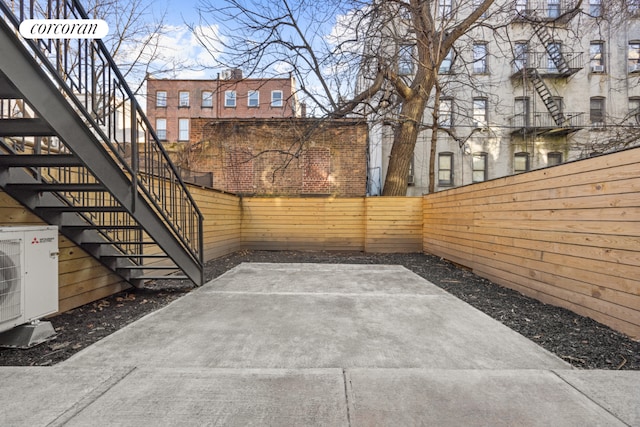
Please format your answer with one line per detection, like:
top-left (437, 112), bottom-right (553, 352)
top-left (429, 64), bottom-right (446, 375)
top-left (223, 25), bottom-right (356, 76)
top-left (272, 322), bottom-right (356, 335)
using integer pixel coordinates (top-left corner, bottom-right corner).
top-left (6, 182), bottom-right (106, 192)
top-left (62, 224), bottom-right (142, 230)
top-left (0, 154), bottom-right (85, 167)
top-left (36, 205), bottom-right (127, 213)
top-left (119, 265), bottom-right (181, 270)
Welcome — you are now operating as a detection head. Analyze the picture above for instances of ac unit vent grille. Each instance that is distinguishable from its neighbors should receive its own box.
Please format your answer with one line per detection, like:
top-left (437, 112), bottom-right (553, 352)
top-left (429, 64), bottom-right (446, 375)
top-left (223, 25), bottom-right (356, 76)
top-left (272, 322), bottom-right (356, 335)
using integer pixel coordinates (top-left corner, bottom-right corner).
top-left (0, 239), bottom-right (21, 323)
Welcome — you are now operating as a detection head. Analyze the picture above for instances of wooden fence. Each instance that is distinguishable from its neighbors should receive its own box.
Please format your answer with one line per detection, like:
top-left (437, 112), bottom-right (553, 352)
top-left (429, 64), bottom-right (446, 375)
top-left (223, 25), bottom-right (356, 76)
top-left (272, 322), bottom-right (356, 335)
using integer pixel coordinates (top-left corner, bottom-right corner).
top-left (241, 197), bottom-right (423, 252)
top-left (1, 146), bottom-right (638, 339)
top-left (422, 147), bottom-right (640, 339)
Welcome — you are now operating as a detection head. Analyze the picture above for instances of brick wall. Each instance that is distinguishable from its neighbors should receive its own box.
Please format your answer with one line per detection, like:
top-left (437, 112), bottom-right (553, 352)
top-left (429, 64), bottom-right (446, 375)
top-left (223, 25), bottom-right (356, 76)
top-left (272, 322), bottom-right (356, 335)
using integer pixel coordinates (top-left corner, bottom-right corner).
top-left (176, 118), bottom-right (367, 197)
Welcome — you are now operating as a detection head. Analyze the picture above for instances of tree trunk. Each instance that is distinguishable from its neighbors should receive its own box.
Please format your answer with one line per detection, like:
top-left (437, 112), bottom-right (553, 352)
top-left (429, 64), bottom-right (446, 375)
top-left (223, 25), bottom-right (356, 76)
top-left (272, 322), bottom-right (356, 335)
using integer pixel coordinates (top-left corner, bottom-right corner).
top-left (382, 95), bottom-right (427, 196)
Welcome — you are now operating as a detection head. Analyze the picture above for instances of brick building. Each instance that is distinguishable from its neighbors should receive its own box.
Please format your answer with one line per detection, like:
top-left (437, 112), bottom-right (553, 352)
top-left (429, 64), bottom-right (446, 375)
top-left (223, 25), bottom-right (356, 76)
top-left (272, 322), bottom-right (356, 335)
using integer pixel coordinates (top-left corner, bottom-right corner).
top-left (146, 70), bottom-right (301, 143)
top-left (174, 118), bottom-right (368, 197)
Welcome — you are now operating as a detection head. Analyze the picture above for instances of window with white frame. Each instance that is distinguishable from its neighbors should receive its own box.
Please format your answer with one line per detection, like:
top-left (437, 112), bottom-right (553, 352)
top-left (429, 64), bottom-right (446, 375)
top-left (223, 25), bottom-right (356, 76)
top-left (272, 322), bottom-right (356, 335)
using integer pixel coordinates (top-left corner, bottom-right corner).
top-left (472, 98), bottom-right (487, 127)
top-left (439, 50), bottom-right (454, 74)
top-left (514, 42), bottom-right (528, 72)
top-left (398, 44), bottom-right (414, 75)
top-left (178, 118), bottom-right (189, 141)
top-left (202, 91), bottom-right (213, 107)
top-left (179, 91), bottom-right (190, 107)
top-left (472, 153), bottom-right (487, 182)
top-left (439, 0), bottom-right (452, 18)
top-left (155, 118), bottom-right (167, 140)
top-left (514, 152), bottom-right (529, 173)
top-left (473, 43), bottom-right (487, 74)
top-left (590, 42), bottom-right (605, 72)
top-left (515, 0), bottom-right (528, 15)
top-left (248, 90), bottom-right (260, 107)
top-left (629, 42), bottom-right (640, 73)
top-left (547, 42), bottom-right (561, 72)
top-left (438, 98), bottom-right (453, 127)
top-left (590, 0), bottom-right (602, 16)
top-left (156, 91), bottom-right (167, 107)
top-left (548, 0), bottom-right (560, 18)
top-left (271, 90), bottom-right (283, 107)
top-left (438, 152), bottom-right (453, 186)
top-left (225, 90), bottom-right (236, 107)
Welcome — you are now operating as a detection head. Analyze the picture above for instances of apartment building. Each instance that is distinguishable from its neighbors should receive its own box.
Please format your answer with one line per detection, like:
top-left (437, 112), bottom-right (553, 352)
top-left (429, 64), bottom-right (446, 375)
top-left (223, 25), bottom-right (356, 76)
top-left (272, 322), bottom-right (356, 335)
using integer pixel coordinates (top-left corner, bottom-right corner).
top-left (146, 70), bottom-right (301, 144)
top-left (365, 0), bottom-right (640, 195)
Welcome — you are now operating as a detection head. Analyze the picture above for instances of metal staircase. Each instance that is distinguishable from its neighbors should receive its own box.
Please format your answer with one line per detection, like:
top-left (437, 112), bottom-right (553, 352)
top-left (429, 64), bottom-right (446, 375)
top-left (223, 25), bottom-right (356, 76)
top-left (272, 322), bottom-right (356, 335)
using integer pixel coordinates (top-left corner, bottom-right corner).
top-left (0, 0), bottom-right (204, 286)
top-left (526, 69), bottom-right (565, 126)
top-left (531, 22), bottom-right (571, 75)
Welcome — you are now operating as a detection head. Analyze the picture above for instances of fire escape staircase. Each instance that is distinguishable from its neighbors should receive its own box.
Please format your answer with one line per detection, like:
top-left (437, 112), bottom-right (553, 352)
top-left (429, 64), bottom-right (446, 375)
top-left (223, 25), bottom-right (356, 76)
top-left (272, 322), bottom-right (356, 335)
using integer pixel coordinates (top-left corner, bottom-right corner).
top-left (0, 1), bottom-right (204, 287)
top-left (526, 68), bottom-right (566, 127)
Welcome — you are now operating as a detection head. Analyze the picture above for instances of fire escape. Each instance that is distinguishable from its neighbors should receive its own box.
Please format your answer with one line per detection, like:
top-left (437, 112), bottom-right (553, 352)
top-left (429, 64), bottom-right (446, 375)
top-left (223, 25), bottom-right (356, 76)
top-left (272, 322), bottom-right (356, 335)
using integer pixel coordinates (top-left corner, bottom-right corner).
top-left (510, 2), bottom-right (585, 136)
top-left (0, 1), bottom-right (204, 286)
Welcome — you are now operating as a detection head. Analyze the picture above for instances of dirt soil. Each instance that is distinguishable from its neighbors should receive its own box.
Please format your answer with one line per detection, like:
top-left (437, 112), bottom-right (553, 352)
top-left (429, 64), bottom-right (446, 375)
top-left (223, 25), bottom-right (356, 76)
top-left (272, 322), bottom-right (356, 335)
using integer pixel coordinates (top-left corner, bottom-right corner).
top-left (1, 250), bottom-right (638, 369)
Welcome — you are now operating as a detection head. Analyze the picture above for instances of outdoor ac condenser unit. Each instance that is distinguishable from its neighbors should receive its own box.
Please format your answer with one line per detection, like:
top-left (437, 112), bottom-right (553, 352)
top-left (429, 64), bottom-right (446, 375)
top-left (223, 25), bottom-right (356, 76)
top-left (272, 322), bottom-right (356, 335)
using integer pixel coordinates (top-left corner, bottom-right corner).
top-left (0, 226), bottom-right (59, 347)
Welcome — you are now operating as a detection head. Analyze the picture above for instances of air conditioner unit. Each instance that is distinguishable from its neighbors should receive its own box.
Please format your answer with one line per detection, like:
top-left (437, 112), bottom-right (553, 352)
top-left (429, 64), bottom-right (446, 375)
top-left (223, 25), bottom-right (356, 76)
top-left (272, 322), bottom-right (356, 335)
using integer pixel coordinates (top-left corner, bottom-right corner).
top-left (591, 65), bottom-right (605, 73)
top-left (0, 226), bottom-right (58, 347)
top-left (407, 175), bottom-right (415, 185)
top-left (629, 63), bottom-right (640, 73)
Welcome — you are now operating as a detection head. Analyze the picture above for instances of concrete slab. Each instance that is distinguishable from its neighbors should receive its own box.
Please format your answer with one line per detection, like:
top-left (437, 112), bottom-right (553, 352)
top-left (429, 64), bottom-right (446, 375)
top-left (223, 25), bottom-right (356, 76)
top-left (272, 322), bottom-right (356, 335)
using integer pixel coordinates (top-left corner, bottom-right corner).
top-left (63, 368), bottom-right (348, 427)
top-left (208, 263), bottom-right (451, 296)
top-left (66, 264), bottom-right (568, 370)
top-left (345, 369), bottom-right (627, 427)
top-left (554, 370), bottom-right (640, 426)
top-left (0, 367), bottom-right (132, 427)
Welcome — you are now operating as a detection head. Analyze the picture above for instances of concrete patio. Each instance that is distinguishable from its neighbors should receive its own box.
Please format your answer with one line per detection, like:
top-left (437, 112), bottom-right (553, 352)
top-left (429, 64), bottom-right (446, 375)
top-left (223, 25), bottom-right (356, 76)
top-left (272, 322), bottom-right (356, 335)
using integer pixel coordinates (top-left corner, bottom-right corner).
top-left (1, 263), bottom-right (638, 426)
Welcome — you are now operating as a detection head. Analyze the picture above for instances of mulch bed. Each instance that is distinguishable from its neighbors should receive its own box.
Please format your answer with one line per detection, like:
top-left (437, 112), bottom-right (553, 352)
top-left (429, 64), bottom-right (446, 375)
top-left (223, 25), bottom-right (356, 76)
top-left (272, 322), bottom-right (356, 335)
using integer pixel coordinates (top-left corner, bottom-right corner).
top-left (1, 250), bottom-right (638, 369)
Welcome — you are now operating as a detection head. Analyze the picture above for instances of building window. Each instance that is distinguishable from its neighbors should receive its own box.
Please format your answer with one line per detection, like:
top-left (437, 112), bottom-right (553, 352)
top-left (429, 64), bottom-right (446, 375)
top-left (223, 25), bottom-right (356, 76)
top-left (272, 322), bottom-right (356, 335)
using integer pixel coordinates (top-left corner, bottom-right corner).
top-left (156, 91), bottom-right (167, 107)
top-left (514, 152), bottom-right (529, 173)
top-left (547, 152), bottom-right (563, 166)
top-left (547, 42), bottom-right (561, 73)
top-left (439, 50), bottom-right (454, 74)
top-left (155, 118), bottom-right (167, 141)
top-left (629, 42), bottom-right (640, 73)
top-left (472, 98), bottom-right (487, 127)
top-left (629, 0), bottom-right (640, 14)
top-left (590, 42), bottom-right (605, 72)
top-left (438, 98), bottom-right (453, 127)
top-left (472, 0), bottom-right (487, 17)
top-left (202, 91), bottom-right (213, 108)
top-left (439, 0), bottom-right (452, 18)
top-left (590, 97), bottom-right (605, 125)
top-left (629, 97), bottom-right (640, 124)
top-left (398, 44), bottom-right (414, 75)
top-left (438, 152), bottom-right (453, 186)
top-left (590, 0), bottom-right (602, 16)
top-left (473, 43), bottom-right (487, 74)
top-left (515, 0), bottom-right (528, 15)
top-left (513, 42), bottom-right (528, 72)
top-left (225, 90), bottom-right (236, 108)
top-left (271, 90), bottom-right (283, 107)
top-left (178, 119), bottom-right (189, 141)
top-left (179, 91), bottom-right (190, 107)
top-left (246, 90), bottom-right (259, 107)
top-left (472, 153), bottom-right (487, 182)
top-left (548, 0), bottom-right (560, 18)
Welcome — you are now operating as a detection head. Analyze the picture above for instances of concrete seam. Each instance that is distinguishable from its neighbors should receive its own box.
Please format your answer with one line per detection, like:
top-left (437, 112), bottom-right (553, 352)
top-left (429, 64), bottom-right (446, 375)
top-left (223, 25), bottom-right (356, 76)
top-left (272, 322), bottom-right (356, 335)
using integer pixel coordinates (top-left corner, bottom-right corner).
top-left (342, 368), bottom-right (352, 427)
top-left (46, 366), bottom-right (137, 427)
top-left (550, 370), bottom-right (632, 427)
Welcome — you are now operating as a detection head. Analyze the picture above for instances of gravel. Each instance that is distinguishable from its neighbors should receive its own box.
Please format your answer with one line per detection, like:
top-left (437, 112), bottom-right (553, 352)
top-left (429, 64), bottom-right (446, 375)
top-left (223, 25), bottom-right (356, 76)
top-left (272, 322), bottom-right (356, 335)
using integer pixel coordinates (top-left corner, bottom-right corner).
top-left (1, 250), bottom-right (638, 369)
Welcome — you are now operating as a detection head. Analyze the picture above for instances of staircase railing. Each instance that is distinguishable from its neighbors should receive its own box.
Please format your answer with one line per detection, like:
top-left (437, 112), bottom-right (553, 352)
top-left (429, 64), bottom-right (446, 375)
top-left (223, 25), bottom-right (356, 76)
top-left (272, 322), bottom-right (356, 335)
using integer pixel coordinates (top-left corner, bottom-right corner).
top-left (0, 0), bottom-right (203, 271)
